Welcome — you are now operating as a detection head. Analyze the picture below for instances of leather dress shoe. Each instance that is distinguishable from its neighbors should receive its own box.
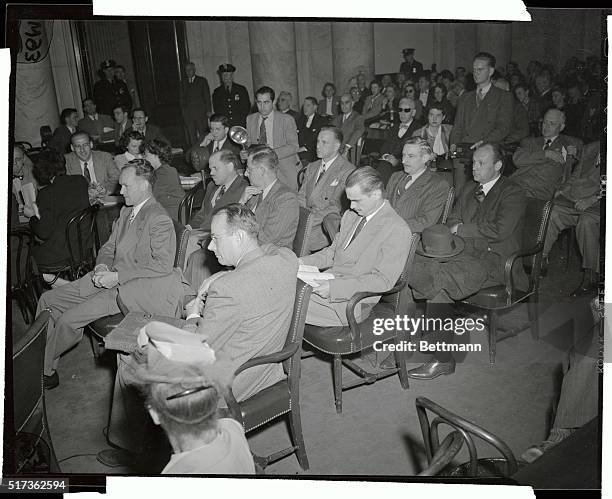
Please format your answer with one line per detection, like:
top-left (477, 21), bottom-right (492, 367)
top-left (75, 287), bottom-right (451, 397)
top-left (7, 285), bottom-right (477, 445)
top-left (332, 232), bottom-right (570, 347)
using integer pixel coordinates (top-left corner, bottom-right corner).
top-left (43, 371), bottom-right (59, 390)
top-left (407, 359), bottom-right (455, 380)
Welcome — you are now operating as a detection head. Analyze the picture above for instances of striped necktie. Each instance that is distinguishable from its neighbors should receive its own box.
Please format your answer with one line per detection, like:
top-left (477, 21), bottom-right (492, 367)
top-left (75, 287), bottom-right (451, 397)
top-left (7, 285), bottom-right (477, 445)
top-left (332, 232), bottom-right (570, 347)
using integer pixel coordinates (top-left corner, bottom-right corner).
top-left (259, 116), bottom-right (268, 145)
top-left (83, 162), bottom-right (91, 184)
top-left (474, 184), bottom-right (485, 203)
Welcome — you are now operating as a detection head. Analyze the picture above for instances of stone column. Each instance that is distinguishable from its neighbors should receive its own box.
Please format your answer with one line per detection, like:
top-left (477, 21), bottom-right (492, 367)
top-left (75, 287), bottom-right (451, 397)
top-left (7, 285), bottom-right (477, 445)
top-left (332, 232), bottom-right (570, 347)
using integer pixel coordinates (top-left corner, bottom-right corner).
top-left (331, 22), bottom-right (374, 94)
top-left (15, 20), bottom-right (59, 145)
top-left (476, 23), bottom-right (512, 71)
top-left (49, 20), bottom-right (82, 115)
top-left (248, 21), bottom-right (298, 104)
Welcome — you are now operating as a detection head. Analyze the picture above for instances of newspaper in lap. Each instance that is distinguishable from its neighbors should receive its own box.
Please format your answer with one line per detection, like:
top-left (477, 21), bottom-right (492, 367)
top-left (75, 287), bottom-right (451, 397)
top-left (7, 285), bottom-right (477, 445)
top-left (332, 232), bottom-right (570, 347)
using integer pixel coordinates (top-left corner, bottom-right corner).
top-left (104, 311), bottom-right (186, 353)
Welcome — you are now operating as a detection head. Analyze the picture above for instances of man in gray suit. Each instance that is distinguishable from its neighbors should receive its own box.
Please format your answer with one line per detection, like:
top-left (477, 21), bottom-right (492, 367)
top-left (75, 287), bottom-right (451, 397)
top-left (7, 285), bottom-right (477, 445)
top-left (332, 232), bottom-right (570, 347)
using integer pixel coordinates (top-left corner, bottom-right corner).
top-left (241, 86), bottom-right (301, 191)
top-left (331, 94), bottom-right (365, 154)
top-left (300, 167), bottom-right (412, 326)
top-left (77, 98), bottom-right (114, 143)
top-left (241, 146), bottom-right (299, 249)
top-left (37, 160), bottom-right (184, 389)
top-left (298, 127), bottom-right (355, 252)
top-left (65, 131), bottom-right (120, 194)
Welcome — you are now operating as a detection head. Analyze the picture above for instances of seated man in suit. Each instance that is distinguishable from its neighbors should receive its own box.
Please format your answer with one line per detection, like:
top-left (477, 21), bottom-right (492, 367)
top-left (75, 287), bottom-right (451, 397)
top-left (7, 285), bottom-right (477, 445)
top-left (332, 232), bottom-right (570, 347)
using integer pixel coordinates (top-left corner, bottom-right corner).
top-left (65, 131), bottom-right (120, 195)
top-left (331, 94), bottom-right (365, 156)
top-left (110, 104), bottom-right (132, 146)
top-left (48, 108), bottom-right (78, 154)
top-left (108, 204), bottom-right (298, 454)
top-left (298, 127), bottom-right (355, 252)
top-left (184, 150), bottom-right (249, 285)
top-left (450, 52), bottom-right (513, 190)
top-left (242, 86), bottom-right (301, 191)
top-left (185, 114), bottom-right (241, 175)
top-left (361, 80), bottom-right (384, 126)
top-left (407, 143), bottom-right (526, 379)
top-left (240, 146), bottom-right (299, 249)
top-left (131, 107), bottom-right (170, 145)
top-left (387, 137), bottom-right (451, 232)
top-left (317, 82), bottom-right (340, 120)
top-left (276, 90), bottom-right (300, 123)
top-left (543, 141), bottom-right (600, 296)
top-left (511, 109), bottom-right (582, 200)
top-left (300, 167), bottom-right (411, 327)
top-left (78, 97), bottom-right (114, 143)
top-left (37, 160), bottom-right (186, 389)
top-left (296, 97), bottom-right (328, 167)
top-left (375, 97), bottom-right (420, 186)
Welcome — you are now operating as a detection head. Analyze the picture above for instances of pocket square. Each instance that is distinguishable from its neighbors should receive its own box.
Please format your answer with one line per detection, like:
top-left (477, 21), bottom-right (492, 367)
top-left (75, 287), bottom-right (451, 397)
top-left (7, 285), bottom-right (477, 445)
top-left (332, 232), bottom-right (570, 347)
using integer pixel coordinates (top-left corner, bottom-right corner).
top-left (330, 179), bottom-right (339, 187)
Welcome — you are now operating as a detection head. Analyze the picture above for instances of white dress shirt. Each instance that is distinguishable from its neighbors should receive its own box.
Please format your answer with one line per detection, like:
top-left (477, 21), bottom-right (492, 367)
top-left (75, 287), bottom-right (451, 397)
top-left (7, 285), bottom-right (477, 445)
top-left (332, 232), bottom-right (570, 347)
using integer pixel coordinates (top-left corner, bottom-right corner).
top-left (325, 97), bottom-right (334, 115)
top-left (481, 174), bottom-right (501, 196)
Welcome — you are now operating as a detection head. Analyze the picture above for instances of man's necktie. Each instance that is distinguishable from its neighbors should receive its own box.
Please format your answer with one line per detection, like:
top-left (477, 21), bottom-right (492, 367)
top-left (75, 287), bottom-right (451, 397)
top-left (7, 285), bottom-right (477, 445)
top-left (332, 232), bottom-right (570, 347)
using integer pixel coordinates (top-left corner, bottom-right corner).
top-left (476, 88), bottom-right (484, 107)
top-left (543, 138), bottom-right (553, 150)
top-left (213, 142), bottom-right (220, 153)
top-left (259, 116), bottom-right (268, 145)
top-left (475, 184), bottom-right (485, 203)
top-left (315, 163), bottom-right (326, 185)
top-left (397, 174), bottom-right (413, 196)
top-left (249, 193), bottom-right (261, 212)
top-left (214, 185), bottom-right (226, 206)
top-left (83, 162), bottom-right (91, 184)
top-left (128, 208), bottom-right (136, 224)
top-left (346, 217), bottom-right (366, 248)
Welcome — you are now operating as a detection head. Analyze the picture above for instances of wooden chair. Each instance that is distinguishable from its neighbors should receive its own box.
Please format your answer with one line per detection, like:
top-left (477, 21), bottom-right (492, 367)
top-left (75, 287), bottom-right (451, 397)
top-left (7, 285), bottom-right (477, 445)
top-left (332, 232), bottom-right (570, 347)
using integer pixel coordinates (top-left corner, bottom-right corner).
top-left (292, 207), bottom-right (314, 258)
top-left (178, 180), bottom-right (206, 226)
top-left (11, 310), bottom-right (61, 474)
top-left (86, 220), bottom-right (190, 359)
top-left (303, 233), bottom-right (420, 413)
top-left (225, 280), bottom-right (312, 470)
top-left (417, 431), bottom-right (464, 476)
top-left (354, 130), bottom-right (368, 166)
top-left (10, 228), bottom-right (39, 324)
top-left (416, 397), bottom-right (518, 477)
top-left (460, 198), bottom-right (553, 363)
top-left (439, 186), bottom-right (455, 224)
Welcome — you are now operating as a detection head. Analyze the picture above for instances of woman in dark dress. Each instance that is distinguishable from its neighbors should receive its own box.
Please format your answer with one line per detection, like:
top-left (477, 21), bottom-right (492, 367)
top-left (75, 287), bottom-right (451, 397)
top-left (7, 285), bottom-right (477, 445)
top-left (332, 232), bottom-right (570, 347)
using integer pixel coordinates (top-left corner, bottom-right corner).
top-left (144, 139), bottom-right (185, 221)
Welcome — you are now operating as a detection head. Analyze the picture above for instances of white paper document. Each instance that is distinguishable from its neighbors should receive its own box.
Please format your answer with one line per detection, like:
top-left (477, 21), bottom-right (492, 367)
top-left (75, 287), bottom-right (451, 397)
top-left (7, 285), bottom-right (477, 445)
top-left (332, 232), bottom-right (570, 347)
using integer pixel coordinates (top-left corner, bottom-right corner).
top-left (298, 264), bottom-right (335, 288)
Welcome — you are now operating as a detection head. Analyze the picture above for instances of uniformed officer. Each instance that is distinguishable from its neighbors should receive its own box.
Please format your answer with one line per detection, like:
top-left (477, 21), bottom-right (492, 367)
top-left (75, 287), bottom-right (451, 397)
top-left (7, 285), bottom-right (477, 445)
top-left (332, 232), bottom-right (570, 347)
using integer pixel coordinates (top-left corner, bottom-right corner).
top-left (93, 59), bottom-right (132, 116)
top-left (399, 48), bottom-right (424, 78)
top-left (212, 63), bottom-right (251, 128)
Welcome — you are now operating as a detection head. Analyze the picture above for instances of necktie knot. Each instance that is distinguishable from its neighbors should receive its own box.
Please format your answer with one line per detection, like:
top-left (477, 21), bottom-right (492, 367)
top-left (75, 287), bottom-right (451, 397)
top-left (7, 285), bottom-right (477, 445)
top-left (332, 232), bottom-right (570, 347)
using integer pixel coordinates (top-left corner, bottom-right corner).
top-left (83, 162), bottom-right (91, 184)
top-left (128, 209), bottom-right (136, 224)
top-left (544, 139), bottom-right (552, 150)
top-left (475, 184), bottom-right (485, 203)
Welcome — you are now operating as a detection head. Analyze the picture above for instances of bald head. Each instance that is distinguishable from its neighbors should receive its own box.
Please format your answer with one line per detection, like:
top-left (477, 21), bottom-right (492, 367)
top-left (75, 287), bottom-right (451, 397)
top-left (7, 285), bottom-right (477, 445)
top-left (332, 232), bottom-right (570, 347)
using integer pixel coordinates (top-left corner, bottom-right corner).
top-left (542, 108), bottom-right (566, 138)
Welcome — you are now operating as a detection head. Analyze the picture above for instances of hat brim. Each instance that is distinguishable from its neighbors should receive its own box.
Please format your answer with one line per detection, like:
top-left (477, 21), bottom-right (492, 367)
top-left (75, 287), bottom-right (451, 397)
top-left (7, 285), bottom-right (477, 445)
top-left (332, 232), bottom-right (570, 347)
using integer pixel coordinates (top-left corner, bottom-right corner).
top-left (416, 235), bottom-right (465, 259)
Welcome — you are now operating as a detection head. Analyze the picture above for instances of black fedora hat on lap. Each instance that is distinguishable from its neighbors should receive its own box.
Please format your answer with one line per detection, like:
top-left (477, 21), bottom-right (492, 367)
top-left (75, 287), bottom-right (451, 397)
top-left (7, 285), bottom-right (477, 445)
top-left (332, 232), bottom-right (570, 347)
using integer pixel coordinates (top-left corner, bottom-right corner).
top-left (417, 224), bottom-right (465, 259)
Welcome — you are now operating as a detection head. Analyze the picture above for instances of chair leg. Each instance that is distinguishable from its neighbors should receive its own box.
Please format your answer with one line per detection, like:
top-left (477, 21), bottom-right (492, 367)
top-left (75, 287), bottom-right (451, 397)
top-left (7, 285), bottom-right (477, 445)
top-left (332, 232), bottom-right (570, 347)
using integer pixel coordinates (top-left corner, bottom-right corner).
top-left (528, 293), bottom-right (539, 341)
top-left (488, 311), bottom-right (498, 364)
top-left (565, 230), bottom-right (572, 272)
top-left (394, 349), bottom-right (410, 390)
top-left (333, 355), bottom-right (343, 414)
top-left (288, 407), bottom-right (310, 470)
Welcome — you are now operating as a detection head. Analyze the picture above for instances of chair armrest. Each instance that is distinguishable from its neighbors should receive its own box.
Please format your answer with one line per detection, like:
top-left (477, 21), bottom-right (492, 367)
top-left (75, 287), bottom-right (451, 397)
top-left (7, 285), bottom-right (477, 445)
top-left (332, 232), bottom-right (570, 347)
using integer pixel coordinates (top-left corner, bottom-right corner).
top-left (234, 343), bottom-right (299, 376)
top-left (503, 242), bottom-right (543, 293)
top-left (345, 281), bottom-right (407, 336)
top-left (116, 292), bottom-right (129, 316)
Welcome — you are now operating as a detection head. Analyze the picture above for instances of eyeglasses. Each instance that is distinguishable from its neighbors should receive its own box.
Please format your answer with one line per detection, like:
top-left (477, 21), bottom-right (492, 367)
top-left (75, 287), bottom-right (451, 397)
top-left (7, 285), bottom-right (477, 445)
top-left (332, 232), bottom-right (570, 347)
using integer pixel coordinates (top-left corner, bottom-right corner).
top-left (398, 108), bottom-right (412, 112)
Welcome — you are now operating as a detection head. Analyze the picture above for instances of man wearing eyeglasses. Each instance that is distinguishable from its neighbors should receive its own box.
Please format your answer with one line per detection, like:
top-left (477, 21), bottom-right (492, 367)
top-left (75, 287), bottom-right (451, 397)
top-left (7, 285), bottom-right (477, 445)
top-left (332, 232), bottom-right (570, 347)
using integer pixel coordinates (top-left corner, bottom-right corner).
top-left (331, 94), bottom-right (365, 153)
top-left (376, 97), bottom-right (420, 186)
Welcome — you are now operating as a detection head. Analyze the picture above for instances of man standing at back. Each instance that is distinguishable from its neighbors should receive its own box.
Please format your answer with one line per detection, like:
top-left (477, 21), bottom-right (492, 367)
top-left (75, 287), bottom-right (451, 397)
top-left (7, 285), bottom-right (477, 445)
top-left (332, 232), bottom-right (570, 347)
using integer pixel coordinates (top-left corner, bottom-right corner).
top-left (180, 62), bottom-right (211, 147)
top-left (212, 64), bottom-right (251, 128)
top-left (242, 86), bottom-right (301, 191)
top-left (298, 127), bottom-right (355, 252)
top-left (450, 52), bottom-right (513, 189)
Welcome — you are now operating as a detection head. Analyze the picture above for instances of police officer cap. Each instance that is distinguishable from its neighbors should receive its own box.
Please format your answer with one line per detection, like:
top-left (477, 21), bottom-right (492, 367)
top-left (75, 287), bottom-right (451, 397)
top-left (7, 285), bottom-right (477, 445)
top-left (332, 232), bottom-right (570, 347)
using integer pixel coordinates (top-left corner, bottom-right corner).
top-left (403, 48), bottom-right (415, 55)
top-left (101, 59), bottom-right (117, 70)
top-left (218, 63), bottom-right (236, 74)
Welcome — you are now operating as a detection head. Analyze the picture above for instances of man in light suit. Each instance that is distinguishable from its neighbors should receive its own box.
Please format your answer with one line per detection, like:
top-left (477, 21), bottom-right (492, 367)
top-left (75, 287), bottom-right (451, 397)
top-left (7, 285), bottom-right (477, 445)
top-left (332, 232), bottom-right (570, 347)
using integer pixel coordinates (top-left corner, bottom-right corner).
top-left (77, 98), bottom-right (114, 143)
top-left (240, 146), bottom-right (299, 249)
top-left (331, 94), bottom-right (365, 154)
top-left (511, 109), bottom-right (583, 200)
top-left (131, 108), bottom-right (170, 145)
top-left (362, 80), bottom-right (384, 126)
top-left (300, 167), bottom-right (411, 326)
top-left (242, 86), bottom-right (301, 191)
top-left (298, 127), bottom-right (355, 252)
top-left (65, 131), bottom-right (120, 194)
top-left (108, 204), bottom-right (298, 453)
top-left (387, 137), bottom-right (451, 232)
top-left (179, 62), bottom-right (212, 146)
top-left (37, 160), bottom-right (184, 389)
top-left (450, 52), bottom-right (513, 189)
top-left (317, 82), bottom-right (340, 120)
top-left (184, 149), bottom-right (249, 286)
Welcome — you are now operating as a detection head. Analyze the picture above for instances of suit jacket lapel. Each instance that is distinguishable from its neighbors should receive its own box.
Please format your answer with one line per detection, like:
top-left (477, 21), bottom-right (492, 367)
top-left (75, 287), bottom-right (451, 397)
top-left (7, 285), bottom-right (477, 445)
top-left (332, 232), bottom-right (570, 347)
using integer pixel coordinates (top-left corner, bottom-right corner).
top-left (480, 176), bottom-right (504, 214)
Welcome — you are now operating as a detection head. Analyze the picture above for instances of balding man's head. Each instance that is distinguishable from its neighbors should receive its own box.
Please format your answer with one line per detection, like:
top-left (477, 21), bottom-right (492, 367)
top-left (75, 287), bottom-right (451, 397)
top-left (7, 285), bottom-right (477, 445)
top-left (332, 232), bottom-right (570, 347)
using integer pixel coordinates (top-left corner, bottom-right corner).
top-left (542, 108), bottom-right (566, 138)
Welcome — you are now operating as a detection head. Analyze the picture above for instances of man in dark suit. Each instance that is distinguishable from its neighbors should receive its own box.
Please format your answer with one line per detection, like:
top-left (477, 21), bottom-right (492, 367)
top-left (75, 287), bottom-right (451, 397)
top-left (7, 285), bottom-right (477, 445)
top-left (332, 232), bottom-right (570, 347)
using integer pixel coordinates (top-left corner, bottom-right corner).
top-left (407, 143), bottom-right (526, 379)
top-left (48, 108), bottom-right (78, 154)
top-left (109, 105), bottom-right (132, 146)
top-left (296, 97), bottom-right (328, 166)
top-left (241, 146), bottom-right (299, 249)
top-left (512, 109), bottom-right (583, 200)
top-left (298, 127), bottom-right (355, 252)
top-left (399, 48), bottom-right (423, 78)
top-left (94, 59), bottom-right (131, 117)
top-left (331, 94), bottom-right (365, 154)
top-left (78, 98), bottom-right (114, 143)
top-left (131, 108), bottom-right (170, 145)
top-left (212, 63), bottom-right (251, 128)
top-left (179, 62), bottom-right (211, 147)
top-left (185, 114), bottom-right (242, 174)
top-left (277, 91), bottom-right (300, 123)
top-left (387, 137), bottom-right (451, 232)
top-left (318, 82), bottom-right (340, 120)
top-left (184, 149), bottom-right (249, 285)
top-left (450, 52), bottom-right (513, 190)
top-left (37, 161), bottom-right (185, 389)
top-left (376, 97), bottom-right (420, 186)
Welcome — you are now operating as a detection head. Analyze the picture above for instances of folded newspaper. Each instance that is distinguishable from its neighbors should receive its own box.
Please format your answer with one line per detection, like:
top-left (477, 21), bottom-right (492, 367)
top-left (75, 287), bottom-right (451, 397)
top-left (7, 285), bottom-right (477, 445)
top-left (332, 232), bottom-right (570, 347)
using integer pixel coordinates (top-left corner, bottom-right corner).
top-left (297, 264), bottom-right (334, 288)
top-left (104, 311), bottom-right (186, 353)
